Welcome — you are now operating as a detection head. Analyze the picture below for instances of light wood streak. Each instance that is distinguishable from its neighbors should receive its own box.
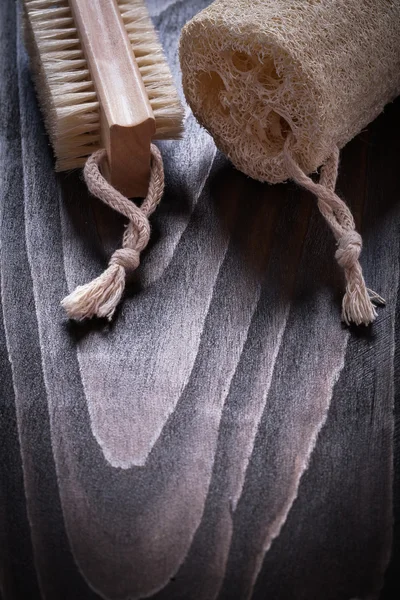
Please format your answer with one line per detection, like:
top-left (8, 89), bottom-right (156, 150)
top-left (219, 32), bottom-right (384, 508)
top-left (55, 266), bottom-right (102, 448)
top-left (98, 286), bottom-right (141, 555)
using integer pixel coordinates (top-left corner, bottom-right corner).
top-left (0, 5), bottom-right (99, 599)
top-left (252, 125), bottom-right (400, 600)
top-left (0, 0), bottom-right (396, 599)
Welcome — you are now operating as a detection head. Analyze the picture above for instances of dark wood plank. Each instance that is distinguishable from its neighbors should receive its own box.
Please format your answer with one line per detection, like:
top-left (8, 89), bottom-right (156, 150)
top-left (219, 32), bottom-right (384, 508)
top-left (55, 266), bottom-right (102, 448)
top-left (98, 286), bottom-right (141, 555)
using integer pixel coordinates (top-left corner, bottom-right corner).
top-left (0, 0), bottom-right (396, 599)
top-left (0, 3), bottom-right (102, 599)
top-left (0, 1), bottom-right (49, 598)
top-left (251, 99), bottom-right (400, 600)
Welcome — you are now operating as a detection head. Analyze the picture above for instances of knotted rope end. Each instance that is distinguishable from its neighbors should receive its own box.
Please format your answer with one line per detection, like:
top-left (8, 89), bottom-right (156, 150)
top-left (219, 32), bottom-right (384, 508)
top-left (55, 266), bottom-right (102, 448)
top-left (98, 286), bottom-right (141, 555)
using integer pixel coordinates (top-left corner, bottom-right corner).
top-left (62, 144), bottom-right (164, 322)
top-left (61, 263), bottom-right (126, 321)
top-left (341, 286), bottom-right (385, 327)
top-left (341, 287), bottom-right (378, 327)
top-left (335, 231), bottom-right (384, 326)
top-left (284, 136), bottom-right (386, 328)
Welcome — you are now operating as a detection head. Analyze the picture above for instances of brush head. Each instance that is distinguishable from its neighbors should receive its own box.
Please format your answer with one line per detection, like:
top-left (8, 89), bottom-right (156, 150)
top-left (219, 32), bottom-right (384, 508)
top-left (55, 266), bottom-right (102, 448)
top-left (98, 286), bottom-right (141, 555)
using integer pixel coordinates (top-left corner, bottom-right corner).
top-left (23, 0), bottom-right (184, 172)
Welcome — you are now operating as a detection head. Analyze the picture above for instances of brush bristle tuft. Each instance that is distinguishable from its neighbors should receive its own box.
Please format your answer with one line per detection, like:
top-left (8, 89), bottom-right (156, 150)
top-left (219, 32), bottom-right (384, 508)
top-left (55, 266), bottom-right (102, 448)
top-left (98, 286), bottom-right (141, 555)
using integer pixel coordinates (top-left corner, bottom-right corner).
top-left (117, 0), bottom-right (184, 140)
top-left (23, 0), bottom-right (184, 171)
top-left (23, 0), bottom-right (100, 170)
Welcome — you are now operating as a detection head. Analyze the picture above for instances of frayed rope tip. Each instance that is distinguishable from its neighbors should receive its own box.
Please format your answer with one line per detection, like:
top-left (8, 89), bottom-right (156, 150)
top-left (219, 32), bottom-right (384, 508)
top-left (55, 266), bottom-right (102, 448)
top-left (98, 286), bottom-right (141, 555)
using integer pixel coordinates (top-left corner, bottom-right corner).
top-left (61, 144), bottom-right (164, 321)
top-left (283, 135), bottom-right (385, 327)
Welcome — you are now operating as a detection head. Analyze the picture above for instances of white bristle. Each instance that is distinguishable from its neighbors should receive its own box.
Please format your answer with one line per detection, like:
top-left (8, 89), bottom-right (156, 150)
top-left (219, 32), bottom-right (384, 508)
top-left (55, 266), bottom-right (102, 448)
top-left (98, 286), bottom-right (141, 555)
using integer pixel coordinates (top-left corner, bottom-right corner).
top-left (117, 0), bottom-right (184, 139)
top-left (23, 0), bottom-right (184, 171)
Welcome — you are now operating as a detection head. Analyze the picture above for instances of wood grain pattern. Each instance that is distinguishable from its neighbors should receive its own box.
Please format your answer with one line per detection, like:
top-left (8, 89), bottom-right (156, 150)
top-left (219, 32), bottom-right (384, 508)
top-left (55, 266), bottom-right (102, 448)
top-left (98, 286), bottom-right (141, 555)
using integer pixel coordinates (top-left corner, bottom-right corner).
top-left (0, 3), bottom-right (100, 599)
top-left (252, 113), bottom-right (400, 600)
top-left (0, 0), bottom-right (398, 599)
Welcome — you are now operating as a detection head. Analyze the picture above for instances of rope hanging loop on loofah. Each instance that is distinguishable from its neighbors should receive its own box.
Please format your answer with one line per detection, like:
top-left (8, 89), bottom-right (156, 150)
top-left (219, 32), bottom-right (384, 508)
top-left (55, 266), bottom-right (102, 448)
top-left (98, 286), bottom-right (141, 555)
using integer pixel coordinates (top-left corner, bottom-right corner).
top-left (283, 136), bottom-right (385, 326)
top-left (61, 143), bottom-right (164, 321)
top-left (179, 0), bottom-right (399, 326)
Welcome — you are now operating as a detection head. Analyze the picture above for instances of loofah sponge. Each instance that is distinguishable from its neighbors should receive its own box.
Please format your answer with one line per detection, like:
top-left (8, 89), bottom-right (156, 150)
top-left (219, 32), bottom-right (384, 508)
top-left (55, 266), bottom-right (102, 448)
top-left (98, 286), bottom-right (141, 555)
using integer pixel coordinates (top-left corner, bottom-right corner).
top-left (180, 0), bottom-right (400, 326)
top-left (180, 0), bottom-right (400, 183)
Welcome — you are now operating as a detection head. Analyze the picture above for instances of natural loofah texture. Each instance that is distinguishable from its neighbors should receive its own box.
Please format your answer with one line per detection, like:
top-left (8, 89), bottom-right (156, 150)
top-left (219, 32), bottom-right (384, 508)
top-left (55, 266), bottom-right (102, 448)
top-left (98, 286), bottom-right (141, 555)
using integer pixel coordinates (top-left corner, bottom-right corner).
top-left (180, 0), bottom-right (400, 184)
top-left (180, 0), bottom-right (400, 325)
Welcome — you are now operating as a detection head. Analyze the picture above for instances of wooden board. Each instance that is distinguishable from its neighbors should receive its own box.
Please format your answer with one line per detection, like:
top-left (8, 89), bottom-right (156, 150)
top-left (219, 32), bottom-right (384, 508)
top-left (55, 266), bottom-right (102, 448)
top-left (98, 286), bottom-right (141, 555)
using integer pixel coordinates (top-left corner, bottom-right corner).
top-left (0, 1), bottom-right (398, 599)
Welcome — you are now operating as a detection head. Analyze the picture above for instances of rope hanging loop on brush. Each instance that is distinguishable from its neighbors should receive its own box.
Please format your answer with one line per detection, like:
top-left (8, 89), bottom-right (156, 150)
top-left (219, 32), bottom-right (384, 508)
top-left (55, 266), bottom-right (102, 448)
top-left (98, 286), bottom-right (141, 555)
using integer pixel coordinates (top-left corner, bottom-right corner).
top-left (283, 135), bottom-right (385, 326)
top-left (61, 144), bottom-right (164, 321)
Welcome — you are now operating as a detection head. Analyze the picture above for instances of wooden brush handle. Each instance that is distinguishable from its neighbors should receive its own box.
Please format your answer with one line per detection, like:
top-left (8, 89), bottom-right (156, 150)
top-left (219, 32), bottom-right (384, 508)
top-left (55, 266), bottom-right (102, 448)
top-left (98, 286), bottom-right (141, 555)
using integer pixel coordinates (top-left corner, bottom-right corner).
top-left (69, 0), bottom-right (156, 198)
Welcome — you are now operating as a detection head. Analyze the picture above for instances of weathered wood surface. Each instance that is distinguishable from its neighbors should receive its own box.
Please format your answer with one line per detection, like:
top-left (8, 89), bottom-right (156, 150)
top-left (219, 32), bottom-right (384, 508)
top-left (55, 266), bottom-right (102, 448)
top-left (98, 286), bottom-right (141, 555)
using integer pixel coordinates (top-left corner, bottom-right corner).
top-left (0, 1), bottom-right (399, 599)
